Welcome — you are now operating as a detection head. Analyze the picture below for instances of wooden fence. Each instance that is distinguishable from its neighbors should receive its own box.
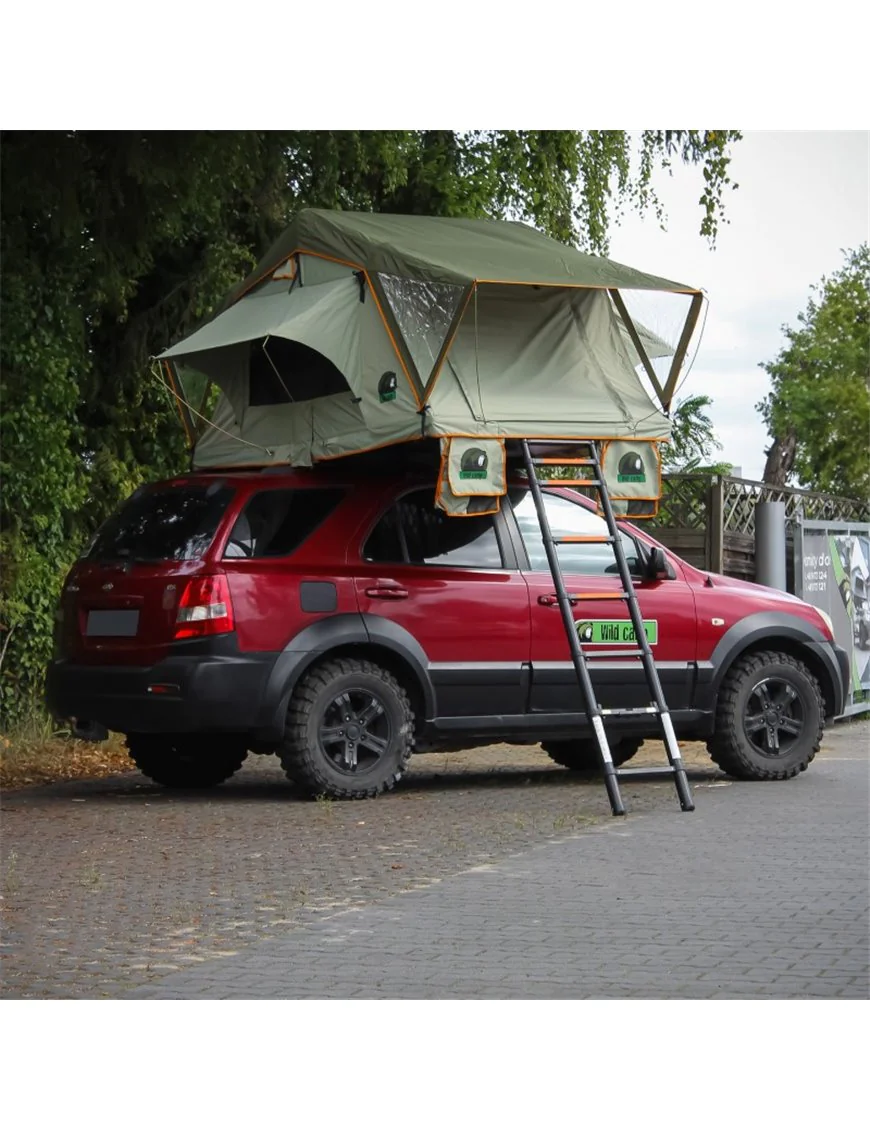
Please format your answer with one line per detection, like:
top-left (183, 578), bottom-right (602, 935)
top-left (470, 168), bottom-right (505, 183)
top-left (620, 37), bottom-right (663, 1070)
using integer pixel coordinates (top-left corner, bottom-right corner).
top-left (650, 475), bottom-right (870, 587)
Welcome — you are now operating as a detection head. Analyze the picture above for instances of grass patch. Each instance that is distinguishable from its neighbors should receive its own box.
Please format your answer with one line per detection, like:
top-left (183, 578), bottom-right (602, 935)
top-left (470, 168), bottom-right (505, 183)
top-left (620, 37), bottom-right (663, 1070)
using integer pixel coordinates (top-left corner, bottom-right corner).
top-left (0, 714), bottom-right (133, 790)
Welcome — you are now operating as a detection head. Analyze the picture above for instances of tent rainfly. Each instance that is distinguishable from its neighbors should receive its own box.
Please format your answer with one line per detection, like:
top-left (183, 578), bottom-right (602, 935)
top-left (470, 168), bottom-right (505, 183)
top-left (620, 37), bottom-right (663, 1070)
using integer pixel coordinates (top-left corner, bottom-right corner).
top-left (157, 209), bottom-right (704, 472)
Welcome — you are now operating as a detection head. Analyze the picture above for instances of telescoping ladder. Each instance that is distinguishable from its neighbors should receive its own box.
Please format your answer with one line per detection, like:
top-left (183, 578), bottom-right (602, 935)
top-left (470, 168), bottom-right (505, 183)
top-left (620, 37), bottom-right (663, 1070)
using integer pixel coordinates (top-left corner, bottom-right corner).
top-left (521, 439), bottom-right (694, 816)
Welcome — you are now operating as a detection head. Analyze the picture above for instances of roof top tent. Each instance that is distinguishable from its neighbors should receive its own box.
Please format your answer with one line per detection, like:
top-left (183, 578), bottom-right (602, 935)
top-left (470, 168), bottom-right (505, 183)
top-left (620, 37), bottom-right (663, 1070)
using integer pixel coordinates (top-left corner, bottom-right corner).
top-left (156, 209), bottom-right (704, 814)
top-left (157, 209), bottom-right (703, 503)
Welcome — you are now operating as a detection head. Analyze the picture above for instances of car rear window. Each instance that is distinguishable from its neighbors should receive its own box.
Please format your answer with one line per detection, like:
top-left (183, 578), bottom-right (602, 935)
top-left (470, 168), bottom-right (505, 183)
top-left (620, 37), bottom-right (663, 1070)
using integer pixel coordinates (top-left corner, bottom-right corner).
top-left (223, 488), bottom-right (345, 558)
top-left (87, 483), bottom-right (235, 562)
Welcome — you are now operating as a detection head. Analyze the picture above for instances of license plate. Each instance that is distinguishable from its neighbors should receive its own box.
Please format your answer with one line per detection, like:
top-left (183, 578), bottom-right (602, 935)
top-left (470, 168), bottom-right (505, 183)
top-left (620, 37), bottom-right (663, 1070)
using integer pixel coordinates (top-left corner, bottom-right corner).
top-left (85, 609), bottom-right (139, 637)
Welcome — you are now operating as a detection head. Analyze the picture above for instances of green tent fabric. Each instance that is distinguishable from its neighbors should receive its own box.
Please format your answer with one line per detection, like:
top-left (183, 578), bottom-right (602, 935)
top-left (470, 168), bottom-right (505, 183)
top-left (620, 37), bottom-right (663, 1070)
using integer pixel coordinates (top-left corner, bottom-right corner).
top-left (221, 209), bottom-right (700, 302)
top-left (156, 210), bottom-right (700, 470)
top-left (426, 286), bottom-right (668, 439)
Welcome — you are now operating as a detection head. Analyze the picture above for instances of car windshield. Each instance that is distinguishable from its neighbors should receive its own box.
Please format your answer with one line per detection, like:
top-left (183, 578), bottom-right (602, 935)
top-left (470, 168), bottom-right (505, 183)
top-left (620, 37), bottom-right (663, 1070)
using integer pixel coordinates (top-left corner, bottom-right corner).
top-left (87, 484), bottom-right (235, 562)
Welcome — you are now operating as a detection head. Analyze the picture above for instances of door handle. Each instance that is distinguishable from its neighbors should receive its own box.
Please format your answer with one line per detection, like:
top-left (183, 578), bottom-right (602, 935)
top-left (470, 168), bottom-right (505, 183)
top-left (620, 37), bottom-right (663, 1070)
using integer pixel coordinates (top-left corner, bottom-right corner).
top-left (538, 593), bottom-right (579, 607)
top-left (365, 586), bottom-right (409, 600)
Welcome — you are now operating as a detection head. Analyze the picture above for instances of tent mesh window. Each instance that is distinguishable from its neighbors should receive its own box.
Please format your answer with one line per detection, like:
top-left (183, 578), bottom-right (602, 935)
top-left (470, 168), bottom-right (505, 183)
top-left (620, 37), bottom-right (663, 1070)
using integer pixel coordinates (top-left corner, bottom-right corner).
top-left (377, 275), bottom-right (465, 383)
top-left (248, 338), bottom-right (352, 406)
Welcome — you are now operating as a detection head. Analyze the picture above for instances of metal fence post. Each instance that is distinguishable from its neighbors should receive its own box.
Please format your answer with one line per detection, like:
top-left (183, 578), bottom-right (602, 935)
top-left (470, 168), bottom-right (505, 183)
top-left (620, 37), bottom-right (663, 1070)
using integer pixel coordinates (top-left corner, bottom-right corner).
top-left (709, 476), bottom-right (724, 574)
top-left (756, 500), bottom-right (788, 590)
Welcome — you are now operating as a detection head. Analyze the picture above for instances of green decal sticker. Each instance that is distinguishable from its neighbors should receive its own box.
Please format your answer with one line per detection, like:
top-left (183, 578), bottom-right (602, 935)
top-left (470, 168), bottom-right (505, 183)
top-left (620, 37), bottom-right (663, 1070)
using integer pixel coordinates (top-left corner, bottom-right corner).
top-left (575, 619), bottom-right (658, 645)
top-left (378, 371), bottom-right (398, 403)
top-left (459, 447), bottom-right (488, 480)
top-left (617, 451), bottom-right (646, 483)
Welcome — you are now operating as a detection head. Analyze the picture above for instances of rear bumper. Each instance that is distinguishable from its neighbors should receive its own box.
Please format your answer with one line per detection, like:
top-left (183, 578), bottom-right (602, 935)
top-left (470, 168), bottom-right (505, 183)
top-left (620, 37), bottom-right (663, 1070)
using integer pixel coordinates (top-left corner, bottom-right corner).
top-left (46, 639), bottom-right (279, 736)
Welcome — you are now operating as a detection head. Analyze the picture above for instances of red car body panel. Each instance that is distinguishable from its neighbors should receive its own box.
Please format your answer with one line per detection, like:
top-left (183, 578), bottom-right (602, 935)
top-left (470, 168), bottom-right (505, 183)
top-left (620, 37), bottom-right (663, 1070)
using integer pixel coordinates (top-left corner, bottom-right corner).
top-left (47, 467), bottom-right (847, 746)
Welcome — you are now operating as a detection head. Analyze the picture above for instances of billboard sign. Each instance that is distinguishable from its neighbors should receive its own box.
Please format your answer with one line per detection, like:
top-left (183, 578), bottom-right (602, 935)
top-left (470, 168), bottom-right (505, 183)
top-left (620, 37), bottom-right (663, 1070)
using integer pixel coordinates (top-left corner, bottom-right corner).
top-left (795, 521), bottom-right (870, 715)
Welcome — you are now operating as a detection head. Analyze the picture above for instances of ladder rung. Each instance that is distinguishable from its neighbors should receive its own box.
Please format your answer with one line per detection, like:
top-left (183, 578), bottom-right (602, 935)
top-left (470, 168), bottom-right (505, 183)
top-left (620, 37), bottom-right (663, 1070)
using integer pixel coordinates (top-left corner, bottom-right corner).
top-left (525, 440), bottom-right (596, 450)
top-left (573, 592), bottom-right (627, 601)
top-left (533, 458), bottom-right (597, 466)
top-left (536, 478), bottom-right (600, 487)
top-left (582, 648), bottom-right (645, 658)
top-left (617, 766), bottom-right (677, 779)
top-left (600, 706), bottom-right (659, 716)
top-left (554, 535), bottom-right (614, 544)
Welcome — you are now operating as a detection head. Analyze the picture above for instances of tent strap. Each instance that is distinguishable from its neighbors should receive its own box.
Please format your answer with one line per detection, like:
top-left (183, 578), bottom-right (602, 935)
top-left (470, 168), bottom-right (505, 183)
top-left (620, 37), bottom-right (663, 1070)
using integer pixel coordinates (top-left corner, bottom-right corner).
top-left (149, 362), bottom-right (274, 458)
top-left (162, 360), bottom-right (195, 447)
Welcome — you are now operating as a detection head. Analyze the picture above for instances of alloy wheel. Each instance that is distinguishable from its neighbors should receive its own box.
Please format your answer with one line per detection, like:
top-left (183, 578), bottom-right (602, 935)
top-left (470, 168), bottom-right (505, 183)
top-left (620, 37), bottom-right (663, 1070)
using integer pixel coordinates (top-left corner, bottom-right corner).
top-left (743, 676), bottom-right (805, 757)
top-left (318, 687), bottom-right (392, 774)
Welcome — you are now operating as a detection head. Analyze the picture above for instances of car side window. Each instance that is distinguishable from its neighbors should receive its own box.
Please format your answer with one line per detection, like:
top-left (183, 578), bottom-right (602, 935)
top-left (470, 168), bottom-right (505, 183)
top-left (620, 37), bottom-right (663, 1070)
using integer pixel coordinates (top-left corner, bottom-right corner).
top-left (365, 489), bottom-right (504, 569)
top-left (224, 488), bottom-right (345, 558)
top-left (512, 490), bottom-right (641, 575)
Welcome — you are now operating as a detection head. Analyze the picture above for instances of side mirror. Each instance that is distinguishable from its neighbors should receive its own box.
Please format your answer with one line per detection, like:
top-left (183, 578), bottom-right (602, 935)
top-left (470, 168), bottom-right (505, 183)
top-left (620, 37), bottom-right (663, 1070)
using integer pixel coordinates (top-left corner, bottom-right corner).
top-left (645, 546), bottom-right (673, 581)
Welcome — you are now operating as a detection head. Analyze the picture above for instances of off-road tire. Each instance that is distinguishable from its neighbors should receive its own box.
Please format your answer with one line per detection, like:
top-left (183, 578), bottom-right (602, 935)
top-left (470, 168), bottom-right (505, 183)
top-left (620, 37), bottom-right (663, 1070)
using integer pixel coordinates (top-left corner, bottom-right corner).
top-left (126, 734), bottom-right (248, 788)
top-left (279, 657), bottom-right (414, 800)
top-left (707, 650), bottom-right (823, 780)
top-left (542, 737), bottom-right (643, 773)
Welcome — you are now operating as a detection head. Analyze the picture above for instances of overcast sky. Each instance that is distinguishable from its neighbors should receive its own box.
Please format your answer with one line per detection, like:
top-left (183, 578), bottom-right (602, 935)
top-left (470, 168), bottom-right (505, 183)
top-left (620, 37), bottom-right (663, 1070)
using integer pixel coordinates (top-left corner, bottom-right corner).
top-left (608, 131), bottom-right (869, 479)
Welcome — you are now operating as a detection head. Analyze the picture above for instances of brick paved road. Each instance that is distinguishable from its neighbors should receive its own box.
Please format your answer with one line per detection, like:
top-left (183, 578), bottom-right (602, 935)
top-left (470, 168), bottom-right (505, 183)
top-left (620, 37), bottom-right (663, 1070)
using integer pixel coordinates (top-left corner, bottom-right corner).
top-left (2, 725), bottom-right (867, 998)
top-left (0, 740), bottom-right (698, 997)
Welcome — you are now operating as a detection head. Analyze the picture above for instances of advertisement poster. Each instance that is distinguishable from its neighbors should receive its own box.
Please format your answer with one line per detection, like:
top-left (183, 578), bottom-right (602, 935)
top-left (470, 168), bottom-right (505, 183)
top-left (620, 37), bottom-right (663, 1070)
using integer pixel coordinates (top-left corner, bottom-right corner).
top-left (797, 522), bottom-right (870, 712)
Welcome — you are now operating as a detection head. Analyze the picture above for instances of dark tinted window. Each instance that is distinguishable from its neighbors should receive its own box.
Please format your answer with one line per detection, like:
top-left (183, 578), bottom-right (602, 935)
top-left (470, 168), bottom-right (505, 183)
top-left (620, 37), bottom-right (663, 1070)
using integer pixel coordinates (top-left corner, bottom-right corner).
top-left (88, 484), bottom-right (234, 562)
top-left (224, 488), bottom-right (344, 558)
top-left (365, 489), bottom-right (503, 568)
top-left (249, 339), bottom-right (351, 405)
top-left (513, 490), bottom-right (641, 574)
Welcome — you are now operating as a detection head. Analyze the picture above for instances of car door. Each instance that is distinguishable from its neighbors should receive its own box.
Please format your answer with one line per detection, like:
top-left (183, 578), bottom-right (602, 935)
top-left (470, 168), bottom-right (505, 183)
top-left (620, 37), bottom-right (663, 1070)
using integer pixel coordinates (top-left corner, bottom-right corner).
top-left (353, 488), bottom-right (531, 721)
top-left (506, 488), bottom-right (697, 714)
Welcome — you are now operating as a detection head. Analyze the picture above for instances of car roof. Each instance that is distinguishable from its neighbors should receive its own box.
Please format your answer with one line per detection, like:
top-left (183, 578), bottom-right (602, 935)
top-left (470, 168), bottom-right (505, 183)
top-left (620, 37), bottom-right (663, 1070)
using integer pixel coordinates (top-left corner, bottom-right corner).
top-left (151, 463), bottom-right (610, 525)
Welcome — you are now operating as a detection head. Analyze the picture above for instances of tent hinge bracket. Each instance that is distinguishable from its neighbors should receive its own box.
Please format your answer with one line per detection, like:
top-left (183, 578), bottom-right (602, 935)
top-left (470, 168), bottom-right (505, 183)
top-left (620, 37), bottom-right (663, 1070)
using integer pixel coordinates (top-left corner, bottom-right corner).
top-left (417, 404), bottom-right (431, 436)
top-left (354, 271), bottom-right (366, 303)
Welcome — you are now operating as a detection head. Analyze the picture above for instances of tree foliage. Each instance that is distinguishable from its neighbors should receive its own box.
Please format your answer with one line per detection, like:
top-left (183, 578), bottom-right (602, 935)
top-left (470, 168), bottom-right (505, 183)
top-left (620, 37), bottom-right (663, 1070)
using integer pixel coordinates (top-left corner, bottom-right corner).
top-left (758, 245), bottom-right (870, 498)
top-left (0, 129), bottom-right (740, 725)
top-left (660, 393), bottom-right (727, 472)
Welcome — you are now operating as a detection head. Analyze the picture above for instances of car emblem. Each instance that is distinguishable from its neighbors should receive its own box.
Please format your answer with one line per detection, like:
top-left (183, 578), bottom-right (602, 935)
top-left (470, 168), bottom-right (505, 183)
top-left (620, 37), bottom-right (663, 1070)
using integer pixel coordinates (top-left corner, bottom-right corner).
top-left (102, 582), bottom-right (114, 591)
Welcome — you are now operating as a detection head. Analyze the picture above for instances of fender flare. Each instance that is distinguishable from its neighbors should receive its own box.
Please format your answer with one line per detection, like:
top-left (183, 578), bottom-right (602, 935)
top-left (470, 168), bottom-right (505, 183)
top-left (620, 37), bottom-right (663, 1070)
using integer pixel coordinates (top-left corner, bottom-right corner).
top-left (258, 613), bottom-right (435, 738)
top-left (702, 611), bottom-right (843, 715)
top-left (361, 613), bottom-right (436, 720)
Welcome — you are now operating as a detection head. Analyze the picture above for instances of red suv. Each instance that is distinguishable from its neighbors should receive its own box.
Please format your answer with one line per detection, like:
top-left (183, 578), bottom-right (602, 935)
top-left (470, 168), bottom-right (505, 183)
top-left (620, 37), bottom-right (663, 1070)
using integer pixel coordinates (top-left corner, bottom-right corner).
top-left (46, 464), bottom-right (849, 799)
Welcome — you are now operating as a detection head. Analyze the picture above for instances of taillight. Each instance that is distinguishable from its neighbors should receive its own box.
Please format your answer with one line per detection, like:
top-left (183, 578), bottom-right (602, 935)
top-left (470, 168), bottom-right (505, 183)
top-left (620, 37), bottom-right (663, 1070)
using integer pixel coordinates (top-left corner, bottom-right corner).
top-left (174, 574), bottom-right (234, 639)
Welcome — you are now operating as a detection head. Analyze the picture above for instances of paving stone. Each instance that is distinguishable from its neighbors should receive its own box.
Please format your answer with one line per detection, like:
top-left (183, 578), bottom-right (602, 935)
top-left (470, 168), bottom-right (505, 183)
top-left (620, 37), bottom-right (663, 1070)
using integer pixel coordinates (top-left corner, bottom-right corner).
top-left (3, 725), bottom-right (868, 1000)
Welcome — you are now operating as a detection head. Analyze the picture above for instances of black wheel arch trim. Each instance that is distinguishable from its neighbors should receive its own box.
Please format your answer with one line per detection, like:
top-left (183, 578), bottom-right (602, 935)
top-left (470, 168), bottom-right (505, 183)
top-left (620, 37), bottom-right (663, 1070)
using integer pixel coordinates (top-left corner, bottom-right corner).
top-left (698, 612), bottom-right (845, 718)
top-left (260, 613), bottom-right (435, 738)
top-left (359, 614), bottom-right (436, 721)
